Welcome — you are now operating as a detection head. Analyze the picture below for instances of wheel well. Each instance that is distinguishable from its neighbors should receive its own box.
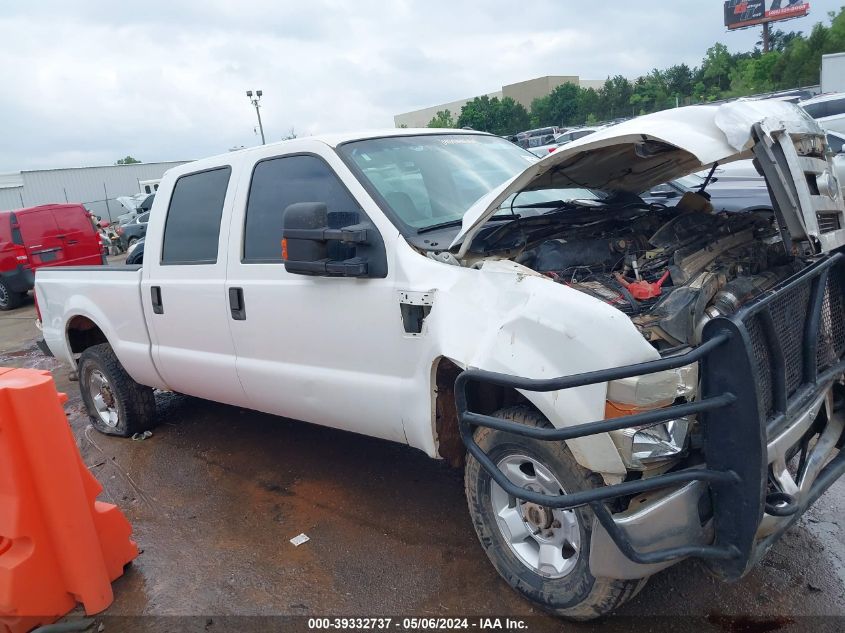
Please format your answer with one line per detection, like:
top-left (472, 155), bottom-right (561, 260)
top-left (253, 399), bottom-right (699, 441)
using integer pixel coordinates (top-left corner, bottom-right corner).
top-left (433, 357), bottom-right (533, 468)
top-left (67, 316), bottom-right (108, 355)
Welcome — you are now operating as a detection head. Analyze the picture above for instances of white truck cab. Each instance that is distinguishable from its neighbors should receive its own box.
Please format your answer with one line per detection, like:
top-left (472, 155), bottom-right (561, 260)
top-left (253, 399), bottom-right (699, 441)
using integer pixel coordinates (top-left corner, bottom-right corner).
top-left (36, 102), bottom-right (845, 619)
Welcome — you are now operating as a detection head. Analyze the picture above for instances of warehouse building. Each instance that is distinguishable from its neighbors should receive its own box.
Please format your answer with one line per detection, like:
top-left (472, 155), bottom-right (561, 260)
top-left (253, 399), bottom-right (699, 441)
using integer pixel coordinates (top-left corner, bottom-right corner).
top-left (0, 160), bottom-right (189, 220)
top-left (394, 75), bottom-right (606, 128)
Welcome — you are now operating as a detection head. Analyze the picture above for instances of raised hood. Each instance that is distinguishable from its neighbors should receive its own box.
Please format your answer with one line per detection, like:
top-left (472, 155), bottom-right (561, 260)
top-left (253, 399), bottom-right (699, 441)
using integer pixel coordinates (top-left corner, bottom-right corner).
top-left (451, 101), bottom-right (840, 256)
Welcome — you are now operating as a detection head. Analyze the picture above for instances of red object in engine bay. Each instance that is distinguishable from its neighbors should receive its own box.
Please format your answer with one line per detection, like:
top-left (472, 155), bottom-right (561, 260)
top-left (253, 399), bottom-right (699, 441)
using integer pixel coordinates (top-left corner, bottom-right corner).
top-left (614, 270), bottom-right (670, 300)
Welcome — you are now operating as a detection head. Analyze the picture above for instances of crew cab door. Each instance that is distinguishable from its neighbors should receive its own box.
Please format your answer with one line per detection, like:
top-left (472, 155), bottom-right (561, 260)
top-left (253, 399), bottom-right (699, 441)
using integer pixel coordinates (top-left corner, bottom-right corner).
top-left (224, 148), bottom-right (408, 443)
top-left (141, 165), bottom-right (248, 406)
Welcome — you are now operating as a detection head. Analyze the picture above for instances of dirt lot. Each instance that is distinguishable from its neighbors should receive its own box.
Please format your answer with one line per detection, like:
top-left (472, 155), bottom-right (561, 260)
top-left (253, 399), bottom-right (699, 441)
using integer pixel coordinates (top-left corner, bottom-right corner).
top-left (3, 293), bottom-right (845, 633)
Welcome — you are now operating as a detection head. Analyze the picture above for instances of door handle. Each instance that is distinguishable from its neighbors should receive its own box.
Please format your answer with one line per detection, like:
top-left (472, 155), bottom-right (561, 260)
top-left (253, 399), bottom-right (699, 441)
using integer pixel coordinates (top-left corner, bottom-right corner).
top-left (229, 287), bottom-right (246, 320)
top-left (66, 239), bottom-right (79, 245)
top-left (151, 286), bottom-right (163, 314)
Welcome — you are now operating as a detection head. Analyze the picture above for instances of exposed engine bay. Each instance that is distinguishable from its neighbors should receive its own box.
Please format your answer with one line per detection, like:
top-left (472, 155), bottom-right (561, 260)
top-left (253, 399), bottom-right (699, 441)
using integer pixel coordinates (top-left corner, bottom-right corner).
top-left (513, 192), bottom-right (802, 348)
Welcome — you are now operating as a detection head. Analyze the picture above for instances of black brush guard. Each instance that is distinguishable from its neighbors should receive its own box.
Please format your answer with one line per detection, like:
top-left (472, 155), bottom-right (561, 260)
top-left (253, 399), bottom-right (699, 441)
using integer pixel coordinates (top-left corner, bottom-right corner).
top-left (456, 253), bottom-right (845, 579)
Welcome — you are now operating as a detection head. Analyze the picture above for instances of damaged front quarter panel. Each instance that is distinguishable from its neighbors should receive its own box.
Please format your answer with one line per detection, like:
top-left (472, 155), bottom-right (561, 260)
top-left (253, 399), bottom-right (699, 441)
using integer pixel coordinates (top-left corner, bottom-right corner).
top-left (427, 259), bottom-right (662, 481)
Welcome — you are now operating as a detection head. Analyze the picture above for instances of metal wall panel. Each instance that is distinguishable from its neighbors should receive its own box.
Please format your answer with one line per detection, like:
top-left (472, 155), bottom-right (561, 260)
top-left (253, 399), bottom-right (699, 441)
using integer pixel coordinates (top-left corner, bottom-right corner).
top-left (0, 161), bottom-right (189, 219)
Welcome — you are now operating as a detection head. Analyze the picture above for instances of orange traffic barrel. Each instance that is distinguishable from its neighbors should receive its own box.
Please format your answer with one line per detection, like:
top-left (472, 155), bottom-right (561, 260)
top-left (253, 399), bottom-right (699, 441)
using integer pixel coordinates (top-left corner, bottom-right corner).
top-left (0, 367), bottom-right (138, 633)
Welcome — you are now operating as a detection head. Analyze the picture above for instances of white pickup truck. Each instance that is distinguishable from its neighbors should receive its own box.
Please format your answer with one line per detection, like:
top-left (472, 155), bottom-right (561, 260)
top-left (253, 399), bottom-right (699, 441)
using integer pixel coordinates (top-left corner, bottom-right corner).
top-left (36, 101), bottom-right (845, 619)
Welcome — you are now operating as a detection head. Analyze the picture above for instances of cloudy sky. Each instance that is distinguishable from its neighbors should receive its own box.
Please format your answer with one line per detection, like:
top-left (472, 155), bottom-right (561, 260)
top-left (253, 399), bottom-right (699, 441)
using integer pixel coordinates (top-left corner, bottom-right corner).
top-left (0, 1), bottom-right (841, 171)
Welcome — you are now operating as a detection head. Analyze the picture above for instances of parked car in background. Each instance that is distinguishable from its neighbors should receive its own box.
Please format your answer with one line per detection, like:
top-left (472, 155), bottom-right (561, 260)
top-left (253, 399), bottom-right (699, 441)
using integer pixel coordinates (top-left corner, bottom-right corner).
top-left (529, 127), bottom-right (605, 156)
top-left (121, 211), bottom-right (149, 245)
top-left (136, 193), bottom-right (155, 213)
top-left (644, 159), bottom-right (774, 214)
top-left (125, 236), bottom-right (145, 265)
top-left (0, 203), bottom-right (104, 310)
top-left (516, 126), bottom-right (563, 149)
top-left (528, 134), bottom-right (566, 156)
top-left (828, 131), bottom-right (845, 197)
top-left (555, 126), bottom-right (604, 145)
top-left (799, 92), bottom-right (845, 134)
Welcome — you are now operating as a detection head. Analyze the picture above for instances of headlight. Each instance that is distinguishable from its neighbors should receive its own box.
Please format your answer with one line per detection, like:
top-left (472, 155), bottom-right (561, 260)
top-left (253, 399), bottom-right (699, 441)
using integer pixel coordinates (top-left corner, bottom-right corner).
top-left (606, 364), bottom-right (698, 470)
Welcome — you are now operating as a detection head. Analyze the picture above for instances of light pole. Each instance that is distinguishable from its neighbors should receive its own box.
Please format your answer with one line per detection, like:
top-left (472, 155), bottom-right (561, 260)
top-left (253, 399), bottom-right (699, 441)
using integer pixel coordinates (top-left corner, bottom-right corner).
top-left (246, 90), bottom-right (266, 145)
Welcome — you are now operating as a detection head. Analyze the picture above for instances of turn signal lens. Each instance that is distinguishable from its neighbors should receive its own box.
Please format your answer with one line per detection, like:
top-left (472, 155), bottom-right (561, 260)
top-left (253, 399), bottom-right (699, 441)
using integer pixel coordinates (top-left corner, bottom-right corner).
top-left (281, 237), bottom-right (288, 260)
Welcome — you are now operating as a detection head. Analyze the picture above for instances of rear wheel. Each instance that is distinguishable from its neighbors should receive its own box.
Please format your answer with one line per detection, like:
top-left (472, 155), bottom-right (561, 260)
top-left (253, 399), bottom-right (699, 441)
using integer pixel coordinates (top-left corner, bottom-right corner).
top-left (79, 343), bottom-right (156, 436)
top-left (0, 279), bottom-right (23, 311)
top-left (464, 405), bottom-right (646, 620)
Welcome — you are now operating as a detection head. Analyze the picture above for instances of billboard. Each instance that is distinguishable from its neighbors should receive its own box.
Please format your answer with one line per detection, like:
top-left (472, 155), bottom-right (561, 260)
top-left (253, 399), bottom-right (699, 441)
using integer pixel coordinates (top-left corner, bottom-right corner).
top-left (724, 1), bottom-right (810, 30)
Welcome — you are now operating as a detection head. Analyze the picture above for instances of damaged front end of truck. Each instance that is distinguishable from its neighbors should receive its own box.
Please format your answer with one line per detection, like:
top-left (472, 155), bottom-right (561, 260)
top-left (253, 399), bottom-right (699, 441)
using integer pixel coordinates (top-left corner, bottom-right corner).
top-left (452, 101), bottom-right (845, 581)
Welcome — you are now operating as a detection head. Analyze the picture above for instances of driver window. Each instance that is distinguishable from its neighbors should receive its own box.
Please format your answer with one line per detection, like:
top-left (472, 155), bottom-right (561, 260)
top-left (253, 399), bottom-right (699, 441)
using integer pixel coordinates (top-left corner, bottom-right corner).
top-left (243, 155), bottom-right (362, 263)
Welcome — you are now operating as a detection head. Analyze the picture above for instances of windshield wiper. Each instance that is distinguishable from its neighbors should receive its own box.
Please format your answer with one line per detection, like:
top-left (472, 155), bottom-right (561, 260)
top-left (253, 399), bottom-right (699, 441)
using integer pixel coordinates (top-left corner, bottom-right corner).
top-left (416, 214), bottom-right (520, 234)
top-left (416, 219), bottom-right (464, 234)
top-left (506, 200), bottom-right (575, 209)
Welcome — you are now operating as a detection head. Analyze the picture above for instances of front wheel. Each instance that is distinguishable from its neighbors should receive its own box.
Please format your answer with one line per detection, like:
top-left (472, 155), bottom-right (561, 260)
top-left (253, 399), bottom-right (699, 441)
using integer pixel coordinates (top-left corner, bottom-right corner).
top-left (79, 343), bottom-right (157, 436)
top-left (464, 405), bottom-right (646, 620)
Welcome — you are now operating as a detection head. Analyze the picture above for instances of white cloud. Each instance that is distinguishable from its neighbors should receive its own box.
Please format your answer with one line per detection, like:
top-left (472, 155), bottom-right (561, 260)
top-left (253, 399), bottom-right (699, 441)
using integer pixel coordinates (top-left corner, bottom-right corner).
top-left (0, 0), bottom-right (839, 170)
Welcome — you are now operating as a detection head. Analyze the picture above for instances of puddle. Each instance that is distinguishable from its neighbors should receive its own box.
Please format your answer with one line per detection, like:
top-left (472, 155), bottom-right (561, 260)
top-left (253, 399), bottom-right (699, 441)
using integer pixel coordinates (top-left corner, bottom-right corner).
top-left (0, 341), bottom-right (63, 372)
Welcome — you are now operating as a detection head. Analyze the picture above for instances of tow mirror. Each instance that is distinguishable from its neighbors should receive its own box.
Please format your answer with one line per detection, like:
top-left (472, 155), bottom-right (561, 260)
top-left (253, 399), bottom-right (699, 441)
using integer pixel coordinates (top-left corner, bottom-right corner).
top-left (282, 202), bottom-right (386, 278)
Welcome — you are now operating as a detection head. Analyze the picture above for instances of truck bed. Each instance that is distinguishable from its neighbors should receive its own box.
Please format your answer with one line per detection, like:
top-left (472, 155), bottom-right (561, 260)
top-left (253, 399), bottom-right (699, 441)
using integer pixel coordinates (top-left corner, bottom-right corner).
top-left (34, 265), bottom-right (163, 388)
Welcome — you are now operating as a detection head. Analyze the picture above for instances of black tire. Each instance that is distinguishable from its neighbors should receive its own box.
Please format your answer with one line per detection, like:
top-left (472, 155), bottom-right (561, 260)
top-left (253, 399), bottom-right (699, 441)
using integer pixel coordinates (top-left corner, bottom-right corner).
top-left (78, 343), bottom-right (156, 437)
top-left (128, 236), bottom-right (139, 246)
top-left (464, 405), bottom-right (646, 620)
top-left (0, 279), bottom-right (23, 311)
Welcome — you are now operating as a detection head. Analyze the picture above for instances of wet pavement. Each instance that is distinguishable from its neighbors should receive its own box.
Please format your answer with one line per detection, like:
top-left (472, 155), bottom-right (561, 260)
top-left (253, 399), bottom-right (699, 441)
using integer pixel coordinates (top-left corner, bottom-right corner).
top-left (2, 296), bottom-right (845, 632)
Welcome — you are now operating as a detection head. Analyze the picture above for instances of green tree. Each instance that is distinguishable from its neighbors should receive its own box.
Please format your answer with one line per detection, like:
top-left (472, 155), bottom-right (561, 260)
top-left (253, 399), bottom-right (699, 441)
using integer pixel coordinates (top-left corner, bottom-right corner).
top-left (575, 88), bottom-right (601, 125)
top-left (764, 29), bottom-right (803, 52)
top-left (457, 96), bottom-right (529, 135)
top-left (598, 75), bottom-right (633, 120)
top-left (116, 156), bottom-right (140, 165)
top-left (729, 51), bottom-right (781, 95)
top-left (664, 64), bottom-right (693, 102)
top-left (492, 97), bottom-right (530, 134)
top-left (700, 43), bottom-right (733, 93)
top-left (457, 95), bottom-right (497, 131)
top-left (427, 109), bottom-right (455, 128)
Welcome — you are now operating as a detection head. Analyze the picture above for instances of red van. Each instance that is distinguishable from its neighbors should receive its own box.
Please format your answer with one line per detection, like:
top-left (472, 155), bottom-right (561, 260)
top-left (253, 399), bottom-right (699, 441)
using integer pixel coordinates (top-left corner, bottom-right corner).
top-left (0, 203), bottom-right (105, 310)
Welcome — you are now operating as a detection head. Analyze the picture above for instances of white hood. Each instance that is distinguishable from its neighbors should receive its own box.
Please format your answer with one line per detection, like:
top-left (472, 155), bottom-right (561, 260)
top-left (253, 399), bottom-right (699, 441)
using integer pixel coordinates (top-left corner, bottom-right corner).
top-left (450, 101), bottom-right (825, 256)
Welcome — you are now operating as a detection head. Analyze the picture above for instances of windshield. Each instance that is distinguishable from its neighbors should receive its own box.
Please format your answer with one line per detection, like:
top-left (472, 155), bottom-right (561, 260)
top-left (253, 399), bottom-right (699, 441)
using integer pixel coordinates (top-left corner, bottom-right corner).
top-left (339, 134), bottom-right (537, 231)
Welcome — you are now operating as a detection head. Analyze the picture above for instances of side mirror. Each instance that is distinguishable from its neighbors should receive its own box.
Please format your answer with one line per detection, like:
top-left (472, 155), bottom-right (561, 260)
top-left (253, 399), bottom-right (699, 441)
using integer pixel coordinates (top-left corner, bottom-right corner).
top-left (282, 202), bottom-right (386, 278)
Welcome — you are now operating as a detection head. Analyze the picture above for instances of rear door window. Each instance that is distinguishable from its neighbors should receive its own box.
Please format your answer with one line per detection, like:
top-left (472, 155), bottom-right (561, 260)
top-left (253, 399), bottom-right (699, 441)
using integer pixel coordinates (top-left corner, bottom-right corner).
top-left (161, 167), bottom-right (231, 265)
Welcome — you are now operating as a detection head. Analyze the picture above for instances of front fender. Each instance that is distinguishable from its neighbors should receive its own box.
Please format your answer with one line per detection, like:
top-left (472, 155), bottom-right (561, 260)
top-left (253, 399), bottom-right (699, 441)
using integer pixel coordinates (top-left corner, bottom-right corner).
top-left (432, 260), bottom-right (661, 479)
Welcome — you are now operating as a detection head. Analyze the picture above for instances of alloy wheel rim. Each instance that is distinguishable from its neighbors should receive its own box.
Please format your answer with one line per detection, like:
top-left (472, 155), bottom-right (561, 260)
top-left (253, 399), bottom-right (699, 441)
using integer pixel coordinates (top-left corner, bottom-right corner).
top-left (490, 453), bottom-right (581, 578)
top-left (88, 369), bottom-right (119, 427)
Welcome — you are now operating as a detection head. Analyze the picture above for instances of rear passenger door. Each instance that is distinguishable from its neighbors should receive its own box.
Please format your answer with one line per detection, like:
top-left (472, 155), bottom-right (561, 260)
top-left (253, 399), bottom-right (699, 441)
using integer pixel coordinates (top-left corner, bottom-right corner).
top-left (141, 165), bottom-right (249, 407)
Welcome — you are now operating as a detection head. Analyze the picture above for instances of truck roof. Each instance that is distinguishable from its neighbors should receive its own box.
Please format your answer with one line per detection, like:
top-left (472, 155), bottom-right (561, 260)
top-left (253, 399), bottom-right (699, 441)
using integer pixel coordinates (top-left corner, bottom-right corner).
top-left (166, 128), bottom-right (490, 180)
